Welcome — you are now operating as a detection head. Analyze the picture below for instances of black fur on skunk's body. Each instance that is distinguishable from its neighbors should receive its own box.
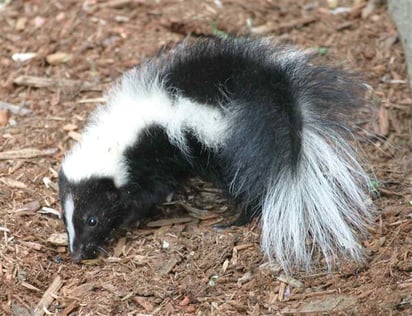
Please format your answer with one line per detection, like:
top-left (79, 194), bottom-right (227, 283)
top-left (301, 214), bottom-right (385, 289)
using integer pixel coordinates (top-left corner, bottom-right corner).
top-left (59, 37), bottom-right (372, 272)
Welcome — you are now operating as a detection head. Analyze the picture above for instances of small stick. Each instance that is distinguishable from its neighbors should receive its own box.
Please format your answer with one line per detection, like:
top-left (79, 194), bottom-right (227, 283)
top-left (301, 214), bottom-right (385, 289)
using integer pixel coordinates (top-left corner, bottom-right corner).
top-left (0, 148), bottom-right (57, 160)
top-left (14, 75), bottom-right (99, 91)
top-left (77, 97), bottom-right (106, 104)
top-left (146, 216), bottom-right (194, 227)
top-left (33, 275), bottom-right (63, 316)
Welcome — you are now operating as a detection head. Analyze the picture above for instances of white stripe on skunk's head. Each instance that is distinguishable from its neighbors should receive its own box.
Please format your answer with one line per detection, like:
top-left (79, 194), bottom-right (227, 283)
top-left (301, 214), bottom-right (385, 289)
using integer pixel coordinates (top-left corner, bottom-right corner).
top-left (63, 193), bottom-right (75, 253)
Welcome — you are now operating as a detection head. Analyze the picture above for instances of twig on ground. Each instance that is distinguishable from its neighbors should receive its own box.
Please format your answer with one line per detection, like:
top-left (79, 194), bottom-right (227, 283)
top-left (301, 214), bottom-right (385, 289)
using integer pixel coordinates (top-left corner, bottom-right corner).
top-left (0, 148), bottom-right (57, 160)
top-left (14, 75), bottom-right (100, 91)
top-left (33, 275), bottom-right (64, 316)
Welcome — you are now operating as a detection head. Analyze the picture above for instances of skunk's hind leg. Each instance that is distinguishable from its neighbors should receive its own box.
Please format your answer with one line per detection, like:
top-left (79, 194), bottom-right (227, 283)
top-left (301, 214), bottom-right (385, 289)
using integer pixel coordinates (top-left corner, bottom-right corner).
top-left (214, 203), bottom-right (256, 229)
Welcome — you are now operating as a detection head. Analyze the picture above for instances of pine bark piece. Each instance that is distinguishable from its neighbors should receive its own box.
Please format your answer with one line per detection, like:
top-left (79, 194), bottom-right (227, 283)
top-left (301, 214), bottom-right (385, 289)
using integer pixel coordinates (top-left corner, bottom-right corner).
top-left (33, 275), bottom-right (64, 316)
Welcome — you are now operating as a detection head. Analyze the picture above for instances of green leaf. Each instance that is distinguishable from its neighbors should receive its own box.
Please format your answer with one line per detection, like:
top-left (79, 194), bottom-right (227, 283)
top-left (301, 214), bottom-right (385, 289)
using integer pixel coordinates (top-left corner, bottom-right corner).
top-left (318, 47), bottom-right (328, 55)
top-left (211, 22), bottom-right (229, 39)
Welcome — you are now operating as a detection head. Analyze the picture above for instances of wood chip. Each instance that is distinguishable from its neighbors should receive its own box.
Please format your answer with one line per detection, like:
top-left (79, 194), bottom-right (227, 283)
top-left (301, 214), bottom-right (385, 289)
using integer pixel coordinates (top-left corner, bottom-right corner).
top-left (99, 0), bottom-right (144, 9)
top-left (279, 16), bottom-right (318, 33)
top-left (251, 16), bottom-right (317, 34)
top-left (281, 295), bottom-right (357, 313)
top-left (158, 256), bottom-right (179, 276)
top-left (0, 226), bottom-right (10, 233)
top-left (0, 148), bottom-right (57, 160)
top-left (42, 177), bottom-right (58, 191)
top-left (120, 292), bottom-right (134, 301)
top-left (278, 282), bottom-right (287, 302)
top-left (327, 0), bottom-right (338, 9)
top-left (177, 202), bottom-right (217, 220)
top-left (398, 282), bottom-right (412, 289)
top-left (76, 97), bottom-right (106, 104)
top-left (68, 131), bottom-right (82, 141)
top-left (62, 123), bottom-right (78, 131)
top-left (293, 289), bottom-right (337, 300)
top-left (0, 177), bottom-right (27, 189)
top-left (276, 274), bottom-right (304, 288)
top-left (0, 109), bottom-right (9, 126)
top-left (378, 187), bottom-right (403, 197)
top-left (40, 207), bottom-right (61, 218)
top-left (336, 21), bottom-right (355, 31)
top-left (146, 216), bottom-right (194, 228)
top-left (67, 282), bottom-right (96, 297)
top-left (11, 304), bottom-right (31, 316)
top-left (47, 233), bottom-right (68, 246)
top-left (0, 101), bottom-right (32, 115)
top-left (12, 52), bottom-right (37, 63)
top-left (134, 296), bottom-right (154, 312)
top-left (179, 296), bottom-right (190, 306)
top-left (56, 246), bottom-right (66, 253)
top-left (20, 241), bottom-right (42, 251)
top-left (20, 281), bottom-right (41, 292)
top-left (237, 271), bottom-right (253, 287)
top-left (33, 275), bottom-right (64, 316)
top-left (362, 0), bottom-right (376, 18)
top-left (60, 301), bottom-right (78, 316)
top-left (378, 105), bottom-right (389, 136)
top-left (81, 257), bottom-right (104, 265)
top-left (113, 237), bottom-right (127, 257)
top-left (46, 52), bottom-right (73, 65)
top-left (222, 259), bottom-right (229, 273)
top-left (18, 200), bottom-right (41, 212)
top-left (349, 3), bottom-right (366, 19)
top-left (15, 17), bottom-right (27, 31)
top-left (234, 243), bottom-right (254, 251)
top-left (14, 75), bottom-right (99, 91)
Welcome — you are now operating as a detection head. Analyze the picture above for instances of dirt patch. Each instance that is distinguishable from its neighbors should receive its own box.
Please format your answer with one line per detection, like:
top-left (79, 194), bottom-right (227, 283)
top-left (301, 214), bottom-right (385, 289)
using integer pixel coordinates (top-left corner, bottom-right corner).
top-left (1, 0), bottom-right (411, 315)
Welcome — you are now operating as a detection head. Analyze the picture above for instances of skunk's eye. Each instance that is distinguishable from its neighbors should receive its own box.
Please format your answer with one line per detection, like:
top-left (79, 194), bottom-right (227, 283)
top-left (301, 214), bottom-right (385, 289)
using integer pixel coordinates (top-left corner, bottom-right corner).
top-left (86, 216), bottom-right (98, 227)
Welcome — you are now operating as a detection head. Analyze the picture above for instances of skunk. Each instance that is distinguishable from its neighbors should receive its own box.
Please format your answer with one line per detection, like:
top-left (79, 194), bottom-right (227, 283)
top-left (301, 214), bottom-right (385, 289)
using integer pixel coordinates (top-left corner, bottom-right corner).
top-left (59, 37), bottom-right (372, 272)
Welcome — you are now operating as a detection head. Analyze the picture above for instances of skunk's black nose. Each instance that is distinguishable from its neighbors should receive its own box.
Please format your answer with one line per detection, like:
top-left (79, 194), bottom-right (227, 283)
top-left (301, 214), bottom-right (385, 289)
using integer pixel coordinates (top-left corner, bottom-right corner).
top-left (70, 250), bottom-right (84, 263)
top-left (70, 244), bottom-right (100, 263)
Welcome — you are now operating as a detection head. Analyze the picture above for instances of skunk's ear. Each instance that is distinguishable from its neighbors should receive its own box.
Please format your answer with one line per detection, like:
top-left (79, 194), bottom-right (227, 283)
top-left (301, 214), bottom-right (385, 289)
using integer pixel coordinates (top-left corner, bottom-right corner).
top-left (106, 189), bottom-right (119, 202)
top-left (118, 185), bottom-right (160, 226)
top-left (117, 190), bottom-right (144, 227)
top-left (118, 186), bottom-right (142, 211)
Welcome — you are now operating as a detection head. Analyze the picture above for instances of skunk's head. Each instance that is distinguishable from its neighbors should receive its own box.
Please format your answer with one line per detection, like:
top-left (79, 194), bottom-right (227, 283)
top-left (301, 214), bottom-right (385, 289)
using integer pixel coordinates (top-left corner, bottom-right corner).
top-left (58, 171), bottom-right (139, 263)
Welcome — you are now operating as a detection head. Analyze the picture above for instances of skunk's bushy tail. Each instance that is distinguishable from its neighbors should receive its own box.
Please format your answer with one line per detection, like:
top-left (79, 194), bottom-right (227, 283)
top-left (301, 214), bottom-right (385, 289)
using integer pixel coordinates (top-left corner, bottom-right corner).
top-left (261, 124), bottom-right (371, 271)
top-left (224, 48), bottom-right (372, 272)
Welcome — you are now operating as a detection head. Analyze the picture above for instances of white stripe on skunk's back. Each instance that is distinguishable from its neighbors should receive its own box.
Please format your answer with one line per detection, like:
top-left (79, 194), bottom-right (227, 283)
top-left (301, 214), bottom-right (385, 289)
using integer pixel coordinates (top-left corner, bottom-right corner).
top-left (62, 70), bottom-right (228, 187)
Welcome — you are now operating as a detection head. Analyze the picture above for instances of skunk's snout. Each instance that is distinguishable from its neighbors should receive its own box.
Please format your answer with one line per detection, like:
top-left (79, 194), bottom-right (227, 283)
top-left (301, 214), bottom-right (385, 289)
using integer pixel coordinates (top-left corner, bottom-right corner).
top-left (70, 250), bottom-right (84, 264)
top-left (70, 244), bottom-right (99, 263)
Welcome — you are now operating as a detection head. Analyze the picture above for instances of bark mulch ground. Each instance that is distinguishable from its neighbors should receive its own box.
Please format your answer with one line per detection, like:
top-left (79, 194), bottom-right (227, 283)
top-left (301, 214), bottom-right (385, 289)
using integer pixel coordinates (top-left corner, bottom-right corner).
top-left (1, 0), bottom-right (411, 315)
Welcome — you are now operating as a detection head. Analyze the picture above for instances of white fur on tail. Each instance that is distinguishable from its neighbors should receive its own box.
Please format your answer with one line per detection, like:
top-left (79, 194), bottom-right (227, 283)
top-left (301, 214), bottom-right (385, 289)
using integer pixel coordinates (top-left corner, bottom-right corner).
top-left (261, 124), bottom-right (371, 272)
